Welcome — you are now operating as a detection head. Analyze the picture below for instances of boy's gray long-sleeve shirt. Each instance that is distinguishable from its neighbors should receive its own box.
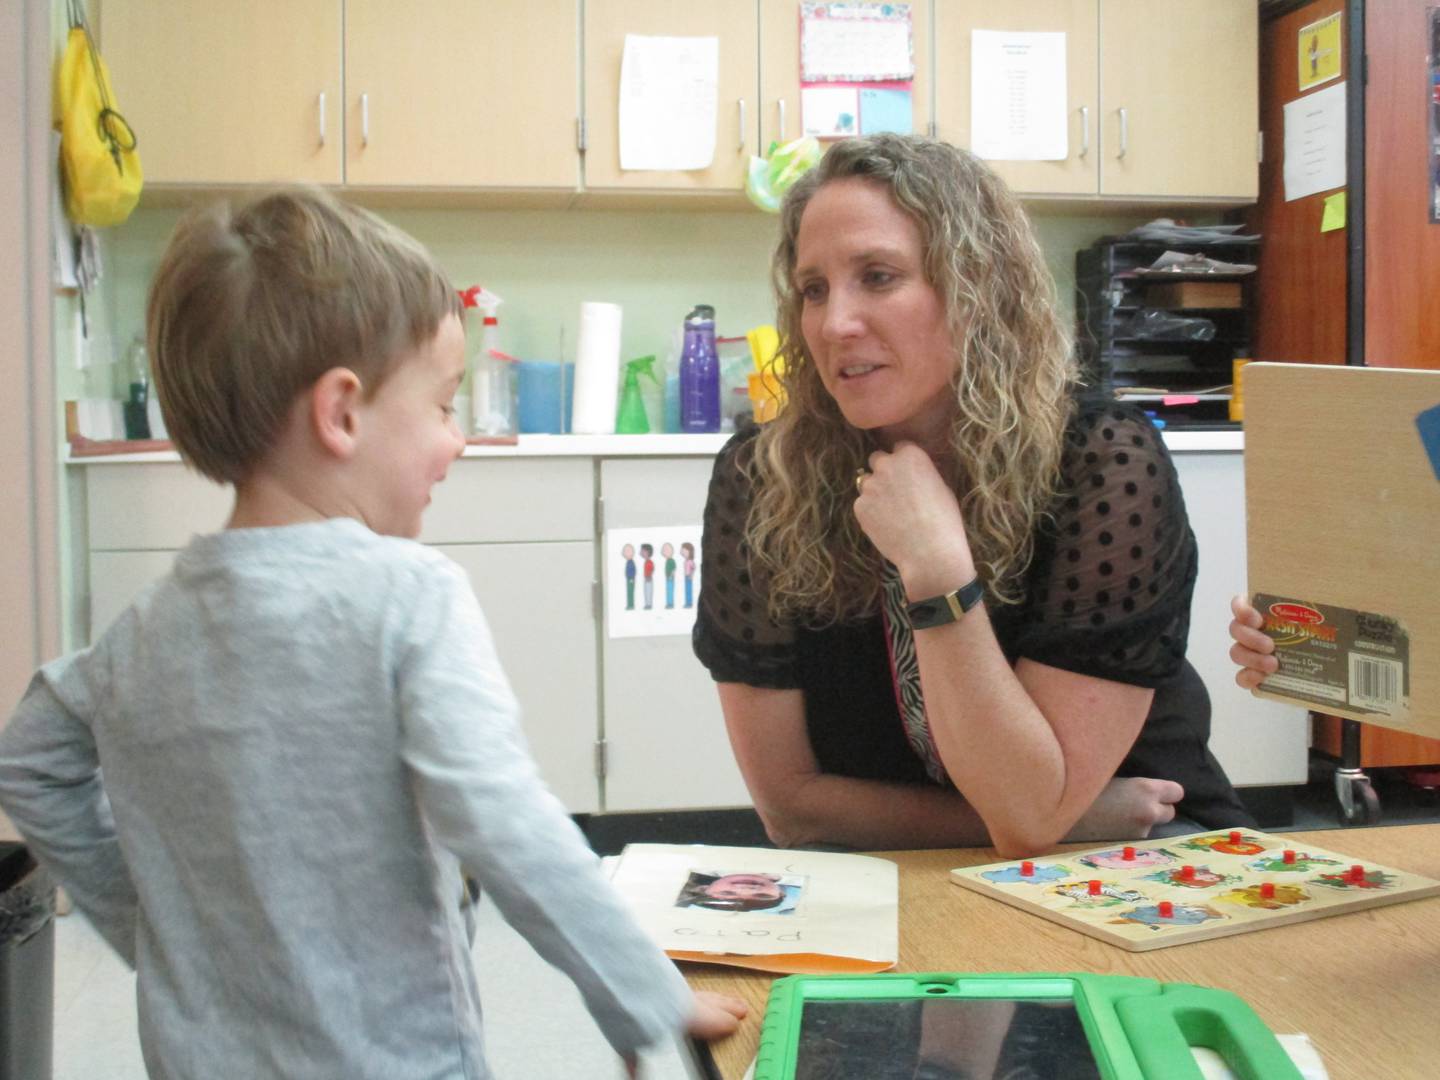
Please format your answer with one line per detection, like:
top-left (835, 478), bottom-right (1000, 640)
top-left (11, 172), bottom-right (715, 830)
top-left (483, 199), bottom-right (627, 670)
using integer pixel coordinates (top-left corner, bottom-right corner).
top-left (0, 519), bottom-right (690, 1079)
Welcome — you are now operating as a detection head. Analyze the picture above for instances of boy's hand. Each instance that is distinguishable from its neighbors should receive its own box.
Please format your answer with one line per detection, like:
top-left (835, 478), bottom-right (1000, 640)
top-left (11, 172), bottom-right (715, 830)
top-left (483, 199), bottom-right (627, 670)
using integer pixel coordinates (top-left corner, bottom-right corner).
top-left (688, 989), bottom-right (748, 1040)
top-left (621, 992), bottom-right (747, 1077)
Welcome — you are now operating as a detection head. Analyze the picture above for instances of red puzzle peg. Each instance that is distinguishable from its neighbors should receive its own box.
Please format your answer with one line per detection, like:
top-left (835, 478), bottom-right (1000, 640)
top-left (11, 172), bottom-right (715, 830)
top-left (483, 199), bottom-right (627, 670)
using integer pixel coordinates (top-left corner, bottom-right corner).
top-left (1283, 849), bottom-right (1296, 864)
top-left (1179, 864), bottom-right (1195, 880)
top-left (1020, 861), bottom-right (1034, 877)
top-left (1229, 830), bottom-right (1242, 844)
top-left (1123, 846), bottom-right (1136, 861)
top-left (1158, 900), bottom-right (1174, 918)
top-left (1350, 864), bottom-right (1366, 882)
top-left (1260, 881), bottom-right (1276, 899)
top-left (1088, 879), bottom-right (1103, 896)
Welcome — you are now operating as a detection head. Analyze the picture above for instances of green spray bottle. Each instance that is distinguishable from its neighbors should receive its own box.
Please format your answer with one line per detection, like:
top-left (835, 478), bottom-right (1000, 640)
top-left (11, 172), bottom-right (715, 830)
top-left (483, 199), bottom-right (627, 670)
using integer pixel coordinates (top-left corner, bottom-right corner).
top-left (615, 354), bottom-right (660, 434)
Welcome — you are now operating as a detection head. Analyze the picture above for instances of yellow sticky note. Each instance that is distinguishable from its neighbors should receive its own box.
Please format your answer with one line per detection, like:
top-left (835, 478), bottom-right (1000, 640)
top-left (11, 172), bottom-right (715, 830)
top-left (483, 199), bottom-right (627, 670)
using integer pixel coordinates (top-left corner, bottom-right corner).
top-left (1321, 191), bottom-right (1346, 232)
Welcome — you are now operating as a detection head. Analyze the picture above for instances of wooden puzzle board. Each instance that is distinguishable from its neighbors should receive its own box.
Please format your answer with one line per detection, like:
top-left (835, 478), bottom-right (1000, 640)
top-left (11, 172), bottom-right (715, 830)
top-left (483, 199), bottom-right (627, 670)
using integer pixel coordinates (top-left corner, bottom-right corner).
top-left (950, 829), bottom-right (1440, 952)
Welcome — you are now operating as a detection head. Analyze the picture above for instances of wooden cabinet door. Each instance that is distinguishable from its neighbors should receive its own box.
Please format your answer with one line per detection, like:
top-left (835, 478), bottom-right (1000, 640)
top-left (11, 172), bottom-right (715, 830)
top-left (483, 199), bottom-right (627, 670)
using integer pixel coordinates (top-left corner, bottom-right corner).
top-left (583, 0), bottom-right (758, 191)
top-left (441, 543), bottom-right (601, 814)
top-left (932, 0), bottom-right (1098, 196)
top-left (760, 0), bottom-right (933, 151)
top-left (100, 0), bottom-right (343, 185)
top-left (598, 459), bottom-right (751, 812)
top-left (1099, 0), bottom-right (1259, 199)
top-left (344, 0), bottom-right (579, 188)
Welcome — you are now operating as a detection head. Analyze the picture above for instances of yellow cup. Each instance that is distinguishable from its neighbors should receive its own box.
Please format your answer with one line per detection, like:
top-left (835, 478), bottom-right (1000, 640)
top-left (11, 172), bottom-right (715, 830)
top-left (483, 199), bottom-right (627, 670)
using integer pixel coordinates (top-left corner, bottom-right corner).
top-left (748, 370), bottom-right (786, 423)
top-left (1229, 358), bottom-right (1250, 422)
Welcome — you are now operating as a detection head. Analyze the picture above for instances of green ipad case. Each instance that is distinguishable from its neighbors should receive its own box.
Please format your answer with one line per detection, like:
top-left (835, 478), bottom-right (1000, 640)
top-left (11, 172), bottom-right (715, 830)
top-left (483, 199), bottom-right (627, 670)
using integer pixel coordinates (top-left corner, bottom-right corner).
top-left (753, 972), bottom-right (1302, 1080)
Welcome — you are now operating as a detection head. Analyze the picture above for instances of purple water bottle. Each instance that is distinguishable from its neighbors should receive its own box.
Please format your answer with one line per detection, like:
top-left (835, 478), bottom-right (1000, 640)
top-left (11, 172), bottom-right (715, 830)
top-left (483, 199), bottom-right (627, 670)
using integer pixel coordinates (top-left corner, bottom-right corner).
top-left (679, 304), bottom-right (720, 433)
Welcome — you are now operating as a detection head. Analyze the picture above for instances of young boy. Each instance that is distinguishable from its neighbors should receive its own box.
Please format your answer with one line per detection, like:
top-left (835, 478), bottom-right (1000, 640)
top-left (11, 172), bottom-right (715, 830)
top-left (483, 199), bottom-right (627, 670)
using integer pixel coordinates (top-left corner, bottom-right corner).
top-left (0, 189), bottom-right (742, 1078)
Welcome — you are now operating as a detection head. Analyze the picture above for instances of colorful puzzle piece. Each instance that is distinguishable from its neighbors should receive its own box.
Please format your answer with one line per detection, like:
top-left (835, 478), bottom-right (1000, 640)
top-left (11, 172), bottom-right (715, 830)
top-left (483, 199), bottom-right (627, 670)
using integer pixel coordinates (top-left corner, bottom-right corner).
top-left (1141, 864), bottom-right (1235, 889)
top-left (980, 862), bottom-right (1072, 885)
top-left (1245, 852), bottom-right (1341, 874)
top-left (1111, 901), bottom-right (1225, 931)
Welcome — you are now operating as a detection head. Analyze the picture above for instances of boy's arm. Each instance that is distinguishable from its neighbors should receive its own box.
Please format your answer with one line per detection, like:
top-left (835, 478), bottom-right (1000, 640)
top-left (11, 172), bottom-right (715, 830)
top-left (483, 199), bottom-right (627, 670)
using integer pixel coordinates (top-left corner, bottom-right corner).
top-left (0, 661), bottom-right (139, 967)
top-left (396, 561), bottom-right (691, 1059)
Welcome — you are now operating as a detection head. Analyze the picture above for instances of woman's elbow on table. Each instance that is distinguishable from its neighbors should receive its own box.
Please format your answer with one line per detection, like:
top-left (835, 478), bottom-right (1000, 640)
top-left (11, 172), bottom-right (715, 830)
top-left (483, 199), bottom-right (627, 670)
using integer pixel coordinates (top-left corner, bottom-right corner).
top-left (986, 820), bottom-right (1070, 862)
top-left (751, 800), bottom-right (817, 850)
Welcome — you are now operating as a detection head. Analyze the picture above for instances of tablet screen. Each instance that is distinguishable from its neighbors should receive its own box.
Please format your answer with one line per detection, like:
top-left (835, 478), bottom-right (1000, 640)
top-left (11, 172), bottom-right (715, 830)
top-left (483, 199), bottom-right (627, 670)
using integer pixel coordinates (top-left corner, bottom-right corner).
top-left (794, 997), bottom-right (1101, 1080)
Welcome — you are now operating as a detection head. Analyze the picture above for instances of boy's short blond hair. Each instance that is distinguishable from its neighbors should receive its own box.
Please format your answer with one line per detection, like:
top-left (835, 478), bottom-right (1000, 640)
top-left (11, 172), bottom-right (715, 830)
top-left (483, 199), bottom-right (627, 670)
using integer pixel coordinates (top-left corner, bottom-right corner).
top-left (147, 187), bottom-right (460, 484)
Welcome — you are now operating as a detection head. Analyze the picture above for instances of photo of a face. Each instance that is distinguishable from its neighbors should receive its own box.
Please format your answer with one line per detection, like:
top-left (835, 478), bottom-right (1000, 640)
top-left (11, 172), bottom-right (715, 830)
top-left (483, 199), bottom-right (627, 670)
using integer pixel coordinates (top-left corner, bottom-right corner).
top-left (674, 870), bottom-right (806, 914)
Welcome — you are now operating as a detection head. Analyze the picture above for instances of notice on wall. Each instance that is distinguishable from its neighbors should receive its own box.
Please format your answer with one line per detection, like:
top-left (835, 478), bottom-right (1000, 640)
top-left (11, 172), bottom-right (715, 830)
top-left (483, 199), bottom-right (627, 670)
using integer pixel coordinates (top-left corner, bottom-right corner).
top-left (801, 2), bottom-right (913, 83)
top-left (619, 34), bottom-right (718, 171)
top-left (802, 84), bottom-right (860, 137)
top-left (1298, 11), bottom-right (1342, 92)
top-left (605, 525), bottom-right (702, 639)
top-left (970, 30), bottom-right (1068, 161)
top-left (1283, 80), bottom-right (1346, 201)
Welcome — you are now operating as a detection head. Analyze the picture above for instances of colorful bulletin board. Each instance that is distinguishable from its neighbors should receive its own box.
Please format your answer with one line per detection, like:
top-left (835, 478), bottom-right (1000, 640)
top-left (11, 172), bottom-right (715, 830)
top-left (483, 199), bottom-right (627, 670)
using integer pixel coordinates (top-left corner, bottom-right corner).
top-left (799, 2), bottom-right (914, 138)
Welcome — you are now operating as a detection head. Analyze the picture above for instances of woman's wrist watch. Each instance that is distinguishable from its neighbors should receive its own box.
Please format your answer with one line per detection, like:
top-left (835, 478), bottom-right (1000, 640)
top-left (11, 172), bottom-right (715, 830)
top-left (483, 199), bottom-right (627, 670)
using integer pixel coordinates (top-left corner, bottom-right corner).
top-left (906, 577), bottom-right (985, 629)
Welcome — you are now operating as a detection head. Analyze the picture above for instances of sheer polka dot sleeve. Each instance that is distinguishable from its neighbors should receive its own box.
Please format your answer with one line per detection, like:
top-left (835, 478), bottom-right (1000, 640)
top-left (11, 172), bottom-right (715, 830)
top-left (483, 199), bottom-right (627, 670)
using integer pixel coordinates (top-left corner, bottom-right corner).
top-left (691, 428), bottom-right (801, 688)
top-left (1010, 402), bottom-right (1199, 688)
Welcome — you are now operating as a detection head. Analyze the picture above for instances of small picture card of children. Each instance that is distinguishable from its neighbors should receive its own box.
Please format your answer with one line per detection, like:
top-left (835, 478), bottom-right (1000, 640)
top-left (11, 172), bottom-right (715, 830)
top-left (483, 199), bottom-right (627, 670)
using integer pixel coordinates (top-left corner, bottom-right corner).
top-left (674, 871), bottom-right (806, 915)
top-left (606, 843), bottom-right (899, 973)
top-left (605, 525), bottom-right (701, 639)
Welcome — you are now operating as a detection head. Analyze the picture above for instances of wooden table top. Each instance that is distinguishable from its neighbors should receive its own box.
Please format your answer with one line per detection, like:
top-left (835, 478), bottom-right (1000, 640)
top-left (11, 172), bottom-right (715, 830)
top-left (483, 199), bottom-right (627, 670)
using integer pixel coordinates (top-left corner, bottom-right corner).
top-left (685, 826), bottom-right (1440, 1080)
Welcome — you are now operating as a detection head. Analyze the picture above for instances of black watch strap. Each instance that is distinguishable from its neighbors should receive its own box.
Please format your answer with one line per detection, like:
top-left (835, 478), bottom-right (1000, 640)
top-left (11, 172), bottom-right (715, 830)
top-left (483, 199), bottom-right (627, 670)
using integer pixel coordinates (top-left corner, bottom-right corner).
top-left (906, 577), bottom-right (985, 629)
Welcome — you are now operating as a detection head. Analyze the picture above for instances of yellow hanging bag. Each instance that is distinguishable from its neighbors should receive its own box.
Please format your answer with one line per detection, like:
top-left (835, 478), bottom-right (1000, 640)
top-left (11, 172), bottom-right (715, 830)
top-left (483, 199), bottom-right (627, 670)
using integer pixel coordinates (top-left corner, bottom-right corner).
top-left (56, 0), bottom-right (142, 227)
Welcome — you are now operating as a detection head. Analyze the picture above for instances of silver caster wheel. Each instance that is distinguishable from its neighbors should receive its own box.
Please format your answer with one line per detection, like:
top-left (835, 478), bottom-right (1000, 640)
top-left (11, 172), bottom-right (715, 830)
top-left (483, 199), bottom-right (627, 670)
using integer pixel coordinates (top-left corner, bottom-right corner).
top-left (1335, 768), bottom-right (1381, 826)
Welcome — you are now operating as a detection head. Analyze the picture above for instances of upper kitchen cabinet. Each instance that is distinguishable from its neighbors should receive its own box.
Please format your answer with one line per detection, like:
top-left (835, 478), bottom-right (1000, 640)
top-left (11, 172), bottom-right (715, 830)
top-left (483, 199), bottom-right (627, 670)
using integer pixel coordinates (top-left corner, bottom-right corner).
top-left (934, 1), bottom-right (1098, 196)
top-left (583, 0), bottom-right (759, 191)
top-left (100, 0), bottom-right (579, 191)
top-left (759, 0), bottom-right (933, 151)
top-left (343, 0), bottom-right (578, 189)
top-left (100, 0), bottom-right (344, 186)
top-left (934, 0), bottom-right (1259, 202)
top-left (1098, 0), bottom-right (1258, 200)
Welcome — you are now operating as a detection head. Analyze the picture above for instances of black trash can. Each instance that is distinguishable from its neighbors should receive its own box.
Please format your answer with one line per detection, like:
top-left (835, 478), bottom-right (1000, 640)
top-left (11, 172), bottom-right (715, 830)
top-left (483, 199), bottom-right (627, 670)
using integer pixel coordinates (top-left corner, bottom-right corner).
top-left (0, 842), bottom-right (54, 1080)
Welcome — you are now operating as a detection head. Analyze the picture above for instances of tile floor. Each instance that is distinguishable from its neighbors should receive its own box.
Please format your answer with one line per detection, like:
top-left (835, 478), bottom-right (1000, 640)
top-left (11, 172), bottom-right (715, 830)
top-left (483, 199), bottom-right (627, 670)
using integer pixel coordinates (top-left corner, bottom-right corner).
top-left (50, 895), bottom-right (701, 1080)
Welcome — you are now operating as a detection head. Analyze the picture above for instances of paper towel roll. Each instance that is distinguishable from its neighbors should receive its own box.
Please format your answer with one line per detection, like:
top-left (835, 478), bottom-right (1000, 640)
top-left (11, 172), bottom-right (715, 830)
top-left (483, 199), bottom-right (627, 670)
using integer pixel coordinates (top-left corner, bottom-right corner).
top-left (571, 301), bottom-right (623, 435)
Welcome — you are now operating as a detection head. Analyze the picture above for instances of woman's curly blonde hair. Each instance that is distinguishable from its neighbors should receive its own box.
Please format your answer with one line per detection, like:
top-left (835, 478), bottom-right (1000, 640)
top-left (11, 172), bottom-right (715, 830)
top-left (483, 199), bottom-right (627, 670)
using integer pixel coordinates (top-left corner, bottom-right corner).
top-left (747, 134), bottom-right (1078, 622)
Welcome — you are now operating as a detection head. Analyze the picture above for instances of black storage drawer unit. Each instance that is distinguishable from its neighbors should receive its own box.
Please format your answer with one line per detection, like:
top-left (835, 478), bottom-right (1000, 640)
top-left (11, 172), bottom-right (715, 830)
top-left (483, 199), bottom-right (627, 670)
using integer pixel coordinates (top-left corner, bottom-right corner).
top-left (1075, 236), bottom-right (1259, 428)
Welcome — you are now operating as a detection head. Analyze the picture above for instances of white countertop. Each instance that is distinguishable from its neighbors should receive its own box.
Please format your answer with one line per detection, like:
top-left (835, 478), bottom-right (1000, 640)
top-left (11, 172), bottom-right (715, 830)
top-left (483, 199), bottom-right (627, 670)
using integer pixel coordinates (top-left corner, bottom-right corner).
top-left (67, 428), bottom-right (1244, 464)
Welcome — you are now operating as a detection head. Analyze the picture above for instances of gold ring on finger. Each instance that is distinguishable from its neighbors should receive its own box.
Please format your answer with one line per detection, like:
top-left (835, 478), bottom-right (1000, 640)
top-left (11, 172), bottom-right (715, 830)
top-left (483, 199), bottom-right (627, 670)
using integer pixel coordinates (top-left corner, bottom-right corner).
top-left (855, 468), bottom-right (869, 496)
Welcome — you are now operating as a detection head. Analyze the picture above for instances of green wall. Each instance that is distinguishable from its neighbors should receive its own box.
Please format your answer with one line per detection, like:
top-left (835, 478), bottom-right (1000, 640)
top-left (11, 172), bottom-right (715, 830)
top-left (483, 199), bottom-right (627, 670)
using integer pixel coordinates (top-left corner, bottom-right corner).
top-left (96, 202), bottom-right (1155, 390)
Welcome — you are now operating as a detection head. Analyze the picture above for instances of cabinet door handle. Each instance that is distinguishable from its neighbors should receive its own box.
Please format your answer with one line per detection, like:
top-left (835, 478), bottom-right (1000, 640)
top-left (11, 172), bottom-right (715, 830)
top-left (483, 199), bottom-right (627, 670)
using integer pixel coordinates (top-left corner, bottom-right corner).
top-left (1078, 105), bottom-right (1089, 159)
top-left (317, 92), bottom-right (326, 147)
top-left (361, 93), bottom-right (370, 148)
top-left (1117, 106), bottom-right (1128, 160)
top-left (777, 97), bottom-right (787, 142)
top-left (737, 98), bottom-right (747, 152)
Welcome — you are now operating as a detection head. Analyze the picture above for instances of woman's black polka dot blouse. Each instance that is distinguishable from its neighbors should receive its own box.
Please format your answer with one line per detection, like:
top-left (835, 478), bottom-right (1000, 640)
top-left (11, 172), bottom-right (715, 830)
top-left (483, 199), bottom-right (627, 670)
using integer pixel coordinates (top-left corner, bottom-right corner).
top-left (694, 395), bottom-right (1197, 692)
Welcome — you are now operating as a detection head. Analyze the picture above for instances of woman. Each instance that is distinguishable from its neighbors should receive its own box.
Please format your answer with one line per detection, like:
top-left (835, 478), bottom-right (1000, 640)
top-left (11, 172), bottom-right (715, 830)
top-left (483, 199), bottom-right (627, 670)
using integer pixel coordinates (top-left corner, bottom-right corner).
top-left (693, 135), bottom-right (1253, 857)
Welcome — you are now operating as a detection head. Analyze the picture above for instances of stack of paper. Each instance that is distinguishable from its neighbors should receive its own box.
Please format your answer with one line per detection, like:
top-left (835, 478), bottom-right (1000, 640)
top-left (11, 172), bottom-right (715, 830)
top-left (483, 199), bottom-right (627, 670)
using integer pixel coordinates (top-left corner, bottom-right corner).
top-left (605, 843), bottom-right (898, 974)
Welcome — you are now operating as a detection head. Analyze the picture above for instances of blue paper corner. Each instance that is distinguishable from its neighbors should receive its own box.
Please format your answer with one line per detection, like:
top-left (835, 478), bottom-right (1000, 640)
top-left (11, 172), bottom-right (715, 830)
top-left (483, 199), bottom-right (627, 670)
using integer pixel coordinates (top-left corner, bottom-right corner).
top-left (858, 88), bottom-right (913, 136)
top-left (1417, 404), bottom-right (1440, 483)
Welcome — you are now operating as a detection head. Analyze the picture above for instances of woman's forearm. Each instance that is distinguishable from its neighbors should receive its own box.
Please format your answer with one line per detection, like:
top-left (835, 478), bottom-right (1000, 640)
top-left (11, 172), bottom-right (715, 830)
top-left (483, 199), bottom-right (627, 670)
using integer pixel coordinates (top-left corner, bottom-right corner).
top-left (754, 770), bottom-right (993, 850)
top-left (911, 606), bottom-right (1153, 854)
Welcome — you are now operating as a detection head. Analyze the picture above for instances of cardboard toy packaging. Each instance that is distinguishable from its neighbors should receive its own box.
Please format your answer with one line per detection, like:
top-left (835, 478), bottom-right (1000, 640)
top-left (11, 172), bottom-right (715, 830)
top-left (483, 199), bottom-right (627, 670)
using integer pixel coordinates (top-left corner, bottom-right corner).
top-left (1244, 362), bottom-right (1440, 739)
